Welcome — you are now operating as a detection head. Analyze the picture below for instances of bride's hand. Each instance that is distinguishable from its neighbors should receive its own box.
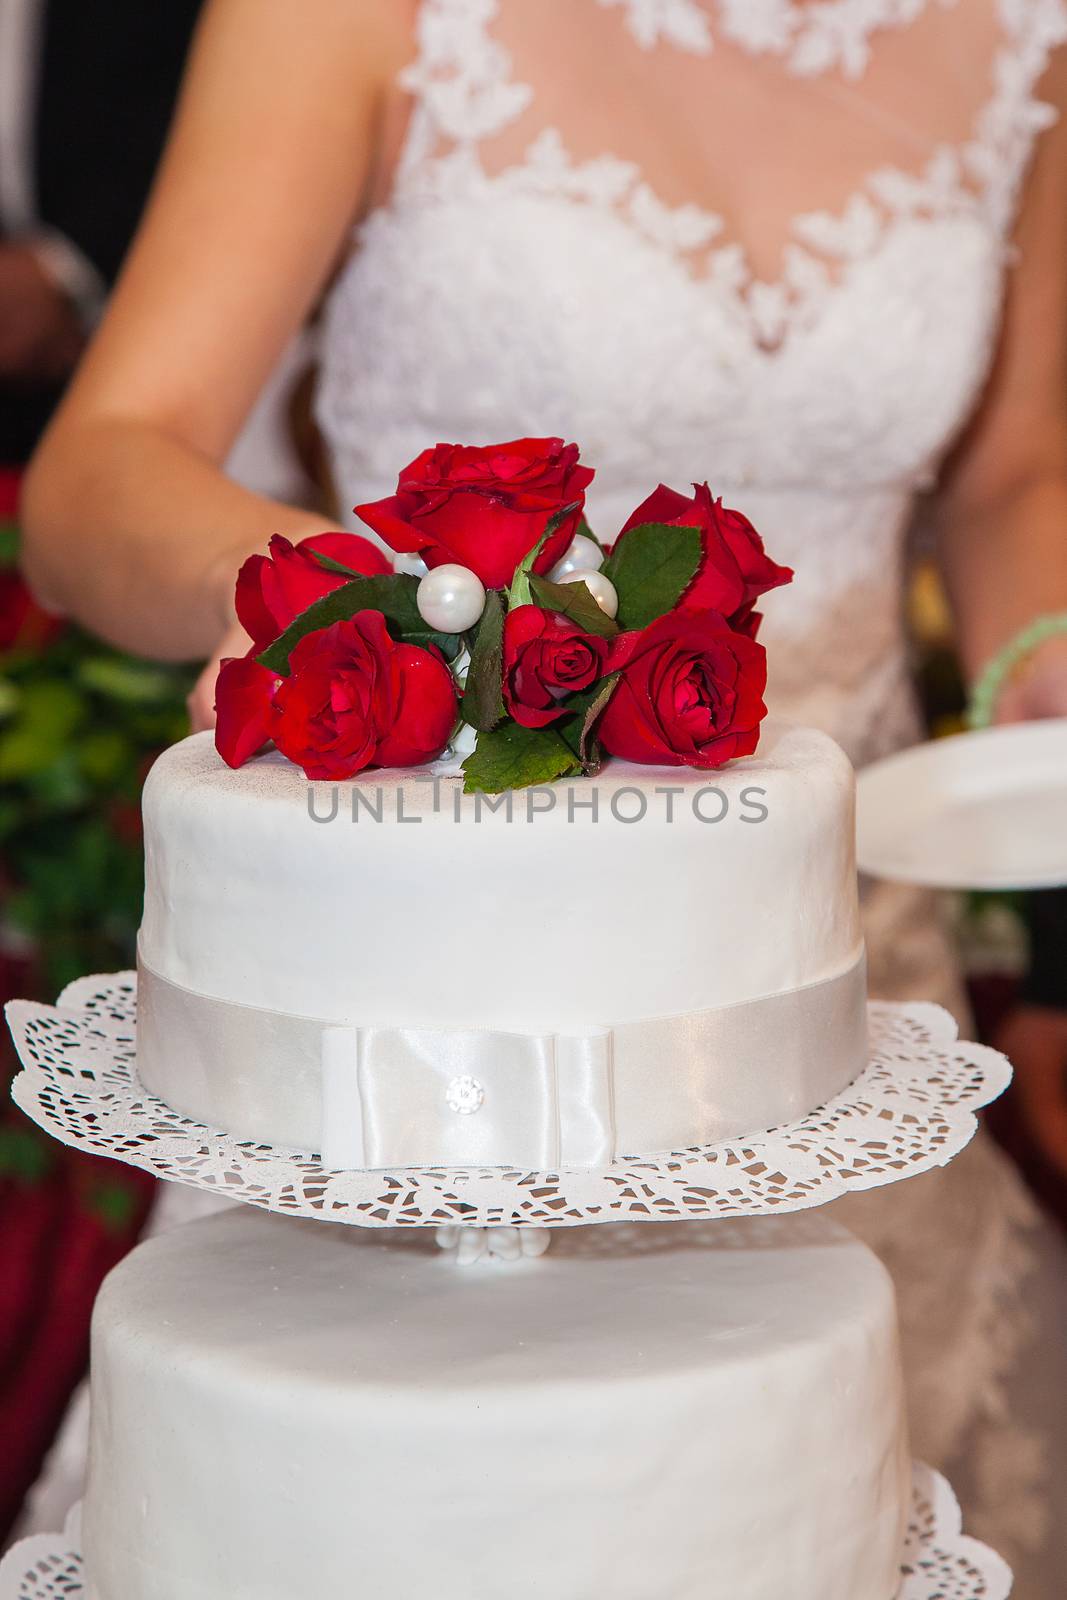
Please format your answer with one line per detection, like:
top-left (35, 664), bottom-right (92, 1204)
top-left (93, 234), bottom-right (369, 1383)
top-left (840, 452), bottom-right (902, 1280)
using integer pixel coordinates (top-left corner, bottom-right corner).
top-left (188, 618), bottom-right (250, 734)
top-left (994, 636), bottom-right (1067, 724)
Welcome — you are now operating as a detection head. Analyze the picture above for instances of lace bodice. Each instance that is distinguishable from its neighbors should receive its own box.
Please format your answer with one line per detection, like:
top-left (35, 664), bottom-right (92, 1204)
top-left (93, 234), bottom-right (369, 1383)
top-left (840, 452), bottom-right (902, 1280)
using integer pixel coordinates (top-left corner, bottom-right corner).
top-left (316, 0), bottom-right (1067, 764)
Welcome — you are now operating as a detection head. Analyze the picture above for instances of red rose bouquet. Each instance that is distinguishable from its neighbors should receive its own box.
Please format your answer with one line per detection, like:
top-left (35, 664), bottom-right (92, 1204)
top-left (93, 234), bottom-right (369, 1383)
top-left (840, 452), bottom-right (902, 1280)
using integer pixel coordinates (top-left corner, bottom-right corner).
top-left (214, 437), bottom-right (792, 791)
top-left (354, 438), bottom-right (593, 591)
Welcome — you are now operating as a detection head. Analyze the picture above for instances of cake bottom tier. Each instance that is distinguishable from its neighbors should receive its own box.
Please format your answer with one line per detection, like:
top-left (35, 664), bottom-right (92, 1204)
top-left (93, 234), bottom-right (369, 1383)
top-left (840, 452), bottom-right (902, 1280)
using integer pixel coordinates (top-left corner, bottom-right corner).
top-left (84, 1209), bottom-right (909, 1600)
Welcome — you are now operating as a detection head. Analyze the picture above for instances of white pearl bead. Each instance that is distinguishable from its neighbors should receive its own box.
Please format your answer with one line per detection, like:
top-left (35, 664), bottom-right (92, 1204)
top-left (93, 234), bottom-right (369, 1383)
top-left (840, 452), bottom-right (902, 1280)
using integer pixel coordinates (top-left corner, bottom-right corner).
top-left (559, 568), bottom-right (619, 619)
top-left (393, 551), bottom-right (429, 578)
top-left (547, 534), bottom-right (603, 582)
top-left (416, 564), bottom-right (486, 633)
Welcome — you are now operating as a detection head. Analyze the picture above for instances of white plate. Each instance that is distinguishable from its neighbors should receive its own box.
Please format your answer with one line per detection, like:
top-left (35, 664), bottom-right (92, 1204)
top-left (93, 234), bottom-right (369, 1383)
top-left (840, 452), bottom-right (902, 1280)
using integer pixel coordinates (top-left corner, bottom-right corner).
top-left (856, 719), bottom-right (1067, 890)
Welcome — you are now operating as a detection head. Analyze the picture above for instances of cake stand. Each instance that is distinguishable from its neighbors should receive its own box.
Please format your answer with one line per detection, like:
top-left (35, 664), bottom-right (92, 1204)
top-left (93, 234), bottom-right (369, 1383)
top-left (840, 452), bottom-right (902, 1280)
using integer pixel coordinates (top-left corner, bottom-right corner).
top-left (6, 971), bottom-right (1011, 1230)
top-left (0, 1465), bottom-right (1013, 1600)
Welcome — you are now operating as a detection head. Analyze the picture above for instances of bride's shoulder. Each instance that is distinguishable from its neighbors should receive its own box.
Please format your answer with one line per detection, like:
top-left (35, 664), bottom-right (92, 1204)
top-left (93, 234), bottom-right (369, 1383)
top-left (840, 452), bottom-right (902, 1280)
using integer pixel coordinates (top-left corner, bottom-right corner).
top-left (196, 0), bottom-right (417, 92)
top-left (320, 0), bottom-right (421, 57)
top-left (348, 0), bottom-right (422, 72)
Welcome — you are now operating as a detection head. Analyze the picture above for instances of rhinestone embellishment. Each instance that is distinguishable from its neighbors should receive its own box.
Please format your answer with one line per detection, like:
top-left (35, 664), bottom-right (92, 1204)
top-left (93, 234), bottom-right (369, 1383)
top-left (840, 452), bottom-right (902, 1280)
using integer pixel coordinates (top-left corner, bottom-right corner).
top-left (446, 1075), bottom-right (485, 1115)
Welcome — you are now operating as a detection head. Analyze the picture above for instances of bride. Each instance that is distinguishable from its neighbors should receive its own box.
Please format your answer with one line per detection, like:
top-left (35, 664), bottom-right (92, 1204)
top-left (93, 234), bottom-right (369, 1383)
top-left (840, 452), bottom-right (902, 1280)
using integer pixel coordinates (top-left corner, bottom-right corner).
top-left (20, 0), bottom-right (1067, 1586)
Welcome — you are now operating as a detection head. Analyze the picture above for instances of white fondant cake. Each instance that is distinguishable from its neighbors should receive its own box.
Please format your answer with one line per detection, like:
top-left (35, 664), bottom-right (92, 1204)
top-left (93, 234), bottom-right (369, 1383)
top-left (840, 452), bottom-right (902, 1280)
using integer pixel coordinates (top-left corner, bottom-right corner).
top-left (135, 720), bottom-right (866, 1164)
top-left (84, 1209), bottom-right (908, 1600)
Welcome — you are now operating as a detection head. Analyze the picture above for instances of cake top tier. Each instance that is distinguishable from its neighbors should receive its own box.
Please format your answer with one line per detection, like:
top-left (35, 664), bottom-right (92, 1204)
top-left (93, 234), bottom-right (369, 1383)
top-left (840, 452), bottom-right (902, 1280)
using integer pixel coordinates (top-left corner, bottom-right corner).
top-left (212, 435), bottom-right (794, 794)
top-left (137, 716), bottom-right (863, 1163)
top-left (141, 718), bottom-right (860, 1032)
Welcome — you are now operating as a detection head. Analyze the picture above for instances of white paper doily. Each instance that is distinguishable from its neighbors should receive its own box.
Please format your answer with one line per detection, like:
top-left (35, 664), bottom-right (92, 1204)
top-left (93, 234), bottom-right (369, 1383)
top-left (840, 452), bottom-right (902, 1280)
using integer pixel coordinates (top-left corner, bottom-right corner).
top-left (5, 972), bottom-right (1011, 1230)
top-left (0, 1466), bottom-right (1012, 1599)
top-left (0, 1504), bottom-right (83, 1600)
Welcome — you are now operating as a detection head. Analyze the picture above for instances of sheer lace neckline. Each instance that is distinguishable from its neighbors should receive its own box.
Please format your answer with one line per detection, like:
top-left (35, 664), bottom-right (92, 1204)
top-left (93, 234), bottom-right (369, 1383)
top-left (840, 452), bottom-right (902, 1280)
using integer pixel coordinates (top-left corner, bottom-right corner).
top-left (598, 0), bottom-right (954, 77)
top-left (396, 0), bottom-right (1067, 352)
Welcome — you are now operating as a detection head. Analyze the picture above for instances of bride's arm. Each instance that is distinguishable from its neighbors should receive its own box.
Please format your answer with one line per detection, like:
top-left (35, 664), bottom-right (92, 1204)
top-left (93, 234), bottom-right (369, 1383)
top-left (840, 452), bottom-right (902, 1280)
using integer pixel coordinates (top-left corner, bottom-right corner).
top-left (935, 53), bottom-right (1067, 1179)
top-left (20, 0), bottom-right (404, 662)
top-left (933, 48), bottom-right (1067, 721)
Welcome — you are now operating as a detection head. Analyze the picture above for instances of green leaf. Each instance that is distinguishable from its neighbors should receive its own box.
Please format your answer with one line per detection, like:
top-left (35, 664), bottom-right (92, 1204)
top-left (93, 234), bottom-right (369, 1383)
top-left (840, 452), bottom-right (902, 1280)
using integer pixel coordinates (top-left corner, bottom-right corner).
top-left (26, 748), bottom-right (90, 810)
top-left (86, 1179), bottom-right (140, 1233)
top-left (507, 536), bottom-right (549, 610)
top-left (557, 673), bottom-right (620, 770)
top-left (600, 522), bottom-right (702, 631)
top-left (308, 550), bottom-right (374, 579)
top-left (0, 521), bottom-right (20, 567)
top-left (77, 656), bottom-right (186, 704)
top-left (0, 797), bottom-right (21, 840)
top-left (0, 676), bottom-right (19, 719)
top-left (461, 590), bottom-right (505, 731)
top-left (0, 681), bottom-right (84, 780)
top-left (258, 575), bottom-right (461, 674)
top-left (527, 573), bottom-right (619, 638)
top-left (462, 721), bottom-right (580, 794)
top-left (506, 501), bottom-right (581, 609)
top-left (77, 729), bottom-right (131, 785)
top-left (0, 1125), bottom-right (55, 1185)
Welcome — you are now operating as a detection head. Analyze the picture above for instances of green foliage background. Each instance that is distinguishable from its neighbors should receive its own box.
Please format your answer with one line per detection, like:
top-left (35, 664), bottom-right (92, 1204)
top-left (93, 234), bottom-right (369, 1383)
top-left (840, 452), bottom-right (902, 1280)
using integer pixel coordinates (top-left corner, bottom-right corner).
top-left (0, 514), bottom-right (194, 1201)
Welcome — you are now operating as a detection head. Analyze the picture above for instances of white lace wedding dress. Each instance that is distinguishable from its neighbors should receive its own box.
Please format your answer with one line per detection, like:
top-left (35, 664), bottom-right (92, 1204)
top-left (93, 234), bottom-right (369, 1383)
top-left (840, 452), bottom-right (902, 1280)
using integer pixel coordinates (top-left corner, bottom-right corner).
top-left (20, 1), bottom-right (1067, 1588)
top-left (323, 0), bottom-right (1067, 1588)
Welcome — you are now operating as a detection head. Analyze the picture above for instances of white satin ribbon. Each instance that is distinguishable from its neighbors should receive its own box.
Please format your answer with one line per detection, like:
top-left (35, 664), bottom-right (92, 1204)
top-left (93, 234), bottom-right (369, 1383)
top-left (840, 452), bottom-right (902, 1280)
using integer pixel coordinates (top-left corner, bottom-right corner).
top-left (322, 1026), bottom-right (615, 1169)
top-left (137, 949), bottom-right (868, 1171)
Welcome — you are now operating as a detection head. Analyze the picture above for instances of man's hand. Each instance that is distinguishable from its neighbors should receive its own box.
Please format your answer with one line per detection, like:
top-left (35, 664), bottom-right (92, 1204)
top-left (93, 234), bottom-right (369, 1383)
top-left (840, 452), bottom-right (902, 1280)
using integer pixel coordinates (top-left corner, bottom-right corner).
top-left (0, 244), bottom-right (85, 381)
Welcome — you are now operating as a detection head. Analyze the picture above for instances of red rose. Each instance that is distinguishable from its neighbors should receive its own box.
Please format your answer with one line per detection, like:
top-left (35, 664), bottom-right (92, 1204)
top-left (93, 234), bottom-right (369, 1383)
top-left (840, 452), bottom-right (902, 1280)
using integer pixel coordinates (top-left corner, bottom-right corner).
top-left (270, 618), bottom-right (392, 778)
top-left (214, 612), bottom-right (456, 779)
top-left (214, 656), bottom-right (280, 768)
top-left (355, 438), bottom-right (594, 591)
top-left (501, 606), bottom-right (610, 729)
top-left (728, 602), bottom-right (763, 640)
top-left (374, 643), bottom-right (460, 768)
top-left (599, 610), bottom-right (767, 769)
top-left (235, 531), bottom-right (391, 651)
top-left (616, 484), bottom-right (792, 625)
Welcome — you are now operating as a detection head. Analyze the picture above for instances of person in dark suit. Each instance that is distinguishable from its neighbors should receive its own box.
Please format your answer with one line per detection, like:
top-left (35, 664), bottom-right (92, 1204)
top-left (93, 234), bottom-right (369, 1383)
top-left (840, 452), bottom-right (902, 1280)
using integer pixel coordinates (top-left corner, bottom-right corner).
top-left (0, 0), bottom-right (202, 463)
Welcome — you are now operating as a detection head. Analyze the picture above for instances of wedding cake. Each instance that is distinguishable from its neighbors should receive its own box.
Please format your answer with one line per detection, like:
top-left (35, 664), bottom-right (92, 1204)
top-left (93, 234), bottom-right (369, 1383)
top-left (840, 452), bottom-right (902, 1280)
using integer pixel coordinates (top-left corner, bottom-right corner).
top-left (137, 718), bottom-right (866, 1166)
top-left (4, 439), bottom-right (1011, 1600)
top-left (84, 1211), bottom-right (908, 1600)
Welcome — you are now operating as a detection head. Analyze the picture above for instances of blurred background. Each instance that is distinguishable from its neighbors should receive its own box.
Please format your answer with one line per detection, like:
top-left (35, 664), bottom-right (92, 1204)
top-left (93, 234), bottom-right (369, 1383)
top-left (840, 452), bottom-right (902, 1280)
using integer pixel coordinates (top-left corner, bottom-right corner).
top-left (0, 0), bottom-right (1064, 1552)
top-left (0, 0), bottom-right (326, 1539)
